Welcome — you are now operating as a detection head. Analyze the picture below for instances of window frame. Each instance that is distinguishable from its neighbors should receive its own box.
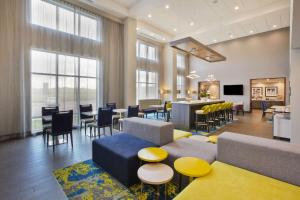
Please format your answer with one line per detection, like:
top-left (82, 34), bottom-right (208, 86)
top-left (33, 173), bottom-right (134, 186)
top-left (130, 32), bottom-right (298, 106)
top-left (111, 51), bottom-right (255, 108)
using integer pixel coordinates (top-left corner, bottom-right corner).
top-left (30, 0), bottom-right (100, 41)
top-left (136, 70), bottom-right (159, 102)
top-left (31, 49), bottom-right (99, 131)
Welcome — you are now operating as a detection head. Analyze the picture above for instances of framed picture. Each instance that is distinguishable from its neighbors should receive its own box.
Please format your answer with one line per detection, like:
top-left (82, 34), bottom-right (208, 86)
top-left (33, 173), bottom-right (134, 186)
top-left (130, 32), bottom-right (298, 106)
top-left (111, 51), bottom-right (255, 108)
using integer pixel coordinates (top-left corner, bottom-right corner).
top-left (251, 87), bottom-right (263, 97)
top-left (265, 86), bottom-right (278, 97)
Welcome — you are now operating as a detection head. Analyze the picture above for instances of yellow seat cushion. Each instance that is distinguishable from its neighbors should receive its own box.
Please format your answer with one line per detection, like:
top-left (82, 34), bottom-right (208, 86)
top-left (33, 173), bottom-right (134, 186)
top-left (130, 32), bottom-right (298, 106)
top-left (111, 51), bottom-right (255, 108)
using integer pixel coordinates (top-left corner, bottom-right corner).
top-left (174, 161), bottom-right (300, 200)
top-left (208, 135), bottom-right (218, 144)
top-left (174, 129), bottom-right (192, 140)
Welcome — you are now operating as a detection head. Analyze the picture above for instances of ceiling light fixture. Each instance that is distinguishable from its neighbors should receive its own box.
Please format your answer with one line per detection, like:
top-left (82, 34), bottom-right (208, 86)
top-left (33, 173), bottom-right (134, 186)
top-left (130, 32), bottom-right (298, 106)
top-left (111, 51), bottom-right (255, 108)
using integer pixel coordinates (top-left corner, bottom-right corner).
top-left (147, 14), bottom-right (152, 18)
top-left (249, 30), bottom-right (254, 34)
top-left (273, 24), bottom-right (277, 28)
top-left (162, 38), bottom-right (166, 41)
top-left (213, 39), bottom-right (217, 43)
top-left (173, 28), bottom-right (177, 32)
top-left (190, 22), bottom-right (194, 26)
top-left (136, 27), bottom-right (139, 31)
top-left (230, 34), bottom-right (234, 38)
top-left (165, 4), bottom-right (170, 9)
top-left (234, 6), bottom-right (239, 10)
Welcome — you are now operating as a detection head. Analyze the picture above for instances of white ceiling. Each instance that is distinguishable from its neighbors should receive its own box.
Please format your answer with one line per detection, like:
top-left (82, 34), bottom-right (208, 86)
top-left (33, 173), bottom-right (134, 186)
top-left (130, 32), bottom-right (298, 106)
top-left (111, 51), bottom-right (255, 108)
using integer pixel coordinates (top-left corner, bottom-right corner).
top-left (83, 0), bottom-right (290, 44)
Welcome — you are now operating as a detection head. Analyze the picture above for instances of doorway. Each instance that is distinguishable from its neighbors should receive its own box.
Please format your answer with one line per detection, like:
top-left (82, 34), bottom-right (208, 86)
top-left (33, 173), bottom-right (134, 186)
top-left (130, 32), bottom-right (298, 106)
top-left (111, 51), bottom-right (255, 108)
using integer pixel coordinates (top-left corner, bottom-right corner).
top-left (250, 77), bottom-right (286, 111)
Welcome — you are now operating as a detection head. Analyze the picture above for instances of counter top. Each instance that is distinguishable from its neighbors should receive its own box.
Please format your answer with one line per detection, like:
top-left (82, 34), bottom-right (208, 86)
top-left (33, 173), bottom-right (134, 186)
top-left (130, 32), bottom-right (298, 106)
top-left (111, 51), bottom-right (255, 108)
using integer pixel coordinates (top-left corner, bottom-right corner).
top-left (172, 99), bottom-right (224, 105)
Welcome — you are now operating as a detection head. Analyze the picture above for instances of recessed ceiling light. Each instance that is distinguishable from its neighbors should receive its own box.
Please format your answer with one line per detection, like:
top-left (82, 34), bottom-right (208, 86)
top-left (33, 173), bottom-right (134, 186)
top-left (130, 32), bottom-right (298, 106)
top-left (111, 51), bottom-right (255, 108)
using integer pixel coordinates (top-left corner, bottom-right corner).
top-left (162, 38), bottom-right (166, 41)
top-left (249, 30), bottom-right (254, 34)
top-left (190, 22), bottom-right (194, 26)
top-left (165, 4), bottom-right (170, 9)
top-left (136, 27), bottom-right (139, 31)
top-left (213, 39), bottom-right (217, 43)
top-left (147, 14), bottom-right (152, 18)
top-left (173, 28), bottom-right (177, 32)
top-left (273, 24), bottom-right (277, 28)
top-left (234, 6), bottom-right (239, 10)
top-left (230, 34), bottom-right (234, 38)
top-left (206, 56), bottom-right (211, 60)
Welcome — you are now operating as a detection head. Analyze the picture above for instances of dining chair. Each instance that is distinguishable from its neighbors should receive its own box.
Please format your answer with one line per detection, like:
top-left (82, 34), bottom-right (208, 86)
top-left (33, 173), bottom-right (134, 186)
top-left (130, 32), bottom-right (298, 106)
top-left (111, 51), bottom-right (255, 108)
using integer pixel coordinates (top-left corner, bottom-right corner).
top-left (127, 105), bottom-right (139, 117)
top-left (41, 106), bottom-right (59, 143)
top-left (79, 104), bottom-right (95, 135)
top-left (106, 102), bottom-right (120, 127)
top-left (156, 102), bottom-right (170, 121)
top-left (47, 110), bottom-right (73, 153)
top-left (118, 105), bottom-right (139, 131)
top-left (89, 108), bottom-right (113, 137)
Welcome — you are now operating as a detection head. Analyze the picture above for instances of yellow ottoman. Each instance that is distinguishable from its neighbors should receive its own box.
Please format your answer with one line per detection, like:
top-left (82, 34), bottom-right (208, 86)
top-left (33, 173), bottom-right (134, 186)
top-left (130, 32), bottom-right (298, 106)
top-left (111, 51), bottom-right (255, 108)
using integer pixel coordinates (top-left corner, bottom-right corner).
top-left (174, 129), bottom-right (192, 140)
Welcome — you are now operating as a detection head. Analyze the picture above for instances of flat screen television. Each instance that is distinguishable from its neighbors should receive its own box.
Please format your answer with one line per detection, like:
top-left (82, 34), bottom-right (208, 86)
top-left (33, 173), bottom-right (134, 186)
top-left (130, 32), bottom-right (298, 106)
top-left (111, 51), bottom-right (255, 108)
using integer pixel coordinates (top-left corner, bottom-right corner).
top-left (223, 85), bottom-right (244, 95)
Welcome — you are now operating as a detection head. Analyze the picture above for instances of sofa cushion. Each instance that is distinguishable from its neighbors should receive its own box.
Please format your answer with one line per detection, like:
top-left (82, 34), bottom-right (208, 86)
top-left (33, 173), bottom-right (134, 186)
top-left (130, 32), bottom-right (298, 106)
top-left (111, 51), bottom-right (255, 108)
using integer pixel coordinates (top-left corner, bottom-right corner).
top-left (217, 132), bottom-right (300, 186)
top-left (123, 117), bottom-right (173, 146)
top-left (162, 138), bottom-right (217, 164)
top-left (173, 129), bottom-right (192, 140)
top-left (162, 138), bottom-right (217, 187)
top-left (174, 161), bottom-right (300, 200)
top-left (92, 133), bottom-right (156, 186)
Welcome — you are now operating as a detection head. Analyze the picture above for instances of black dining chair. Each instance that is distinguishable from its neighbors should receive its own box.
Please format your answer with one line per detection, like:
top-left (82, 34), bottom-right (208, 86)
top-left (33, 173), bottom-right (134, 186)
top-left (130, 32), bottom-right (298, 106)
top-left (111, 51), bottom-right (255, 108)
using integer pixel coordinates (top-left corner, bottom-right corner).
top-left (89, 108), bottom-right (113, 137)
top-left (156, 102), bottom-right (168, 120)
top-left (118, 105), bottom-right (140, 131)
top-left (47, 110), bottom-right (73, 153)
top-left (106, 103), bottom-right (120, 129)
top-left (41, 106), bottom-right (59, 143)
top-left (128, 105), bottom-right (139, 117)
top-left (79, 104), bottom-right (95, 135)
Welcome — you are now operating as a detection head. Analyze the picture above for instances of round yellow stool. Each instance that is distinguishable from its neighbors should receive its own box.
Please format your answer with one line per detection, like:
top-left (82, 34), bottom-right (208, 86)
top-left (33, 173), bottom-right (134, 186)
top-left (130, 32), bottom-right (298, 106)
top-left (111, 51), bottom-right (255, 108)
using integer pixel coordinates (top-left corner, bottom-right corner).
top-left (138, 147), bottom-right (168, 162)
top-left (174, 157), bottom-right (212, 191)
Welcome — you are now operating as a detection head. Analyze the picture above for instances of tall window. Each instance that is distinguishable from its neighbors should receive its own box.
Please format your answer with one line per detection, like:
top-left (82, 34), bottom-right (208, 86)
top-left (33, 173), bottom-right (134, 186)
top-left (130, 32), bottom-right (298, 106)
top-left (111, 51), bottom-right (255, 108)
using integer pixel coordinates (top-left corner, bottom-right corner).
top-left (177, 54), bottom-right (186, 98)
top-left (31, 50), bottom-right (98, 131)
top-left (136, 41), bottom-right (160, 102)
top-left (136, 70), bottom-right (159, 101)
top-left (31, 0), bottom-right (99, 41)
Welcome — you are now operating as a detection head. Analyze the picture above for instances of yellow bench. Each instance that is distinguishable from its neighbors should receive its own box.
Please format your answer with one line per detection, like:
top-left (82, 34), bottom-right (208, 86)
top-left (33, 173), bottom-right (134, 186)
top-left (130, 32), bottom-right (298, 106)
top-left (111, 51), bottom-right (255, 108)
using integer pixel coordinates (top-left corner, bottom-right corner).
top-left (174, 161), bottom-right (300, 200)
top-left (174, 129), bottom-right (192, 140)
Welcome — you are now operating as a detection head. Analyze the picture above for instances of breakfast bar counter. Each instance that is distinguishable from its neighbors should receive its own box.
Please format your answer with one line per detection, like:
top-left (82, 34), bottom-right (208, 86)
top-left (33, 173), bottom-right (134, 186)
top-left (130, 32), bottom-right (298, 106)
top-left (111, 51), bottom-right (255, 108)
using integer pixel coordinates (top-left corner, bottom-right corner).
top-left (172, 100), bottom-right (225, 130)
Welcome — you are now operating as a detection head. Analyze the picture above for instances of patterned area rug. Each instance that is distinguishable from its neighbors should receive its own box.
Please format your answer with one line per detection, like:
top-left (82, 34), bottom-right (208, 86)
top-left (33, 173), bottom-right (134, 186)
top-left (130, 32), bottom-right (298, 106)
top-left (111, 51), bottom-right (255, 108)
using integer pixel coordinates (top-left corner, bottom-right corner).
top-left (53, 160), bottom-right (178, 200)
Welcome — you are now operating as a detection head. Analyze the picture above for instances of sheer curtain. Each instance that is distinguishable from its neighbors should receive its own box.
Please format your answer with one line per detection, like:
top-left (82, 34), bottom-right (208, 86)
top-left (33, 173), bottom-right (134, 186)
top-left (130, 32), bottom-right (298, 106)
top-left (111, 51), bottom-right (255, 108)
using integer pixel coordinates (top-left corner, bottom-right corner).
top-left (0, 0), bottom-right (124, 138)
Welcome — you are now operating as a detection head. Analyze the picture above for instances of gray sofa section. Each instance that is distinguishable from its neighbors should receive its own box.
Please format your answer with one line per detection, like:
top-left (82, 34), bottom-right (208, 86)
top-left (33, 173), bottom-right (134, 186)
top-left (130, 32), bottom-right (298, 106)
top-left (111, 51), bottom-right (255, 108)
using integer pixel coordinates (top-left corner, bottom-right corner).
top-left (162, 138), bottom-right (217, 187)
top-left (218, 132), bottom-right (300, 186)
top-left (123, 117), bottom-right (173, 146)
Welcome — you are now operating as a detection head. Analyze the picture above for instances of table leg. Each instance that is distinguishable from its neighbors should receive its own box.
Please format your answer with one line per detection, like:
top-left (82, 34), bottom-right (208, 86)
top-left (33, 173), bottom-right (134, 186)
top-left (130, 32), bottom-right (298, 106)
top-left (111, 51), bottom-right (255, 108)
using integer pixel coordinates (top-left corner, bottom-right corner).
top-left (140, 182), bottom-right (143, 195)
top-left (156, 185), bottom-right (160, 200)
top-left (165, 183), bottom-right (167, 200)
top-left (178, 174), bottom-right (182, 192)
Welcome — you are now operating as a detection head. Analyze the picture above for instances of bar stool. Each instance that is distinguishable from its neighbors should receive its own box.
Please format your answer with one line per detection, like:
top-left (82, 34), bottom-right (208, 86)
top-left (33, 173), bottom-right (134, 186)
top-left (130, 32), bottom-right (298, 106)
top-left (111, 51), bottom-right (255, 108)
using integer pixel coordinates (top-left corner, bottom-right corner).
top-left (195, 105), bottom-right (211, 133)
top-left (218, 103), bottom-right (227, 125)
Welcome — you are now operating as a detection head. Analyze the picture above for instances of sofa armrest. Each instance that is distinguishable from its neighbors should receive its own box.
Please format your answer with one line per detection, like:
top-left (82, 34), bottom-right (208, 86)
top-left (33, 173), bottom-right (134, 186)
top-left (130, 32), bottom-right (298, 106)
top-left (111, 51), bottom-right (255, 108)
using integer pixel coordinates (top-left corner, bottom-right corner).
top-left (217, 132), bottom-right (300, 186)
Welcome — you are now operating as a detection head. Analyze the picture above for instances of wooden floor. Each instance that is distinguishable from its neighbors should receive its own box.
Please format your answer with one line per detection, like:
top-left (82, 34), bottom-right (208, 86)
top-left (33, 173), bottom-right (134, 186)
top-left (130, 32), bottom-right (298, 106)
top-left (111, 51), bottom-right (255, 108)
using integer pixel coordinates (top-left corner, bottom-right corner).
top-left (0, 110), bottom-right (272, 200)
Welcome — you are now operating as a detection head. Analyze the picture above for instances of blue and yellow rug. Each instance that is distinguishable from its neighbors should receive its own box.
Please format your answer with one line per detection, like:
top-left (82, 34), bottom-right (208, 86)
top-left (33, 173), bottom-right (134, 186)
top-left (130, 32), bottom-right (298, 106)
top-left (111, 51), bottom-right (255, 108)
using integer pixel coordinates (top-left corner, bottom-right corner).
top-left (53, 160), bottom-right (177, 200)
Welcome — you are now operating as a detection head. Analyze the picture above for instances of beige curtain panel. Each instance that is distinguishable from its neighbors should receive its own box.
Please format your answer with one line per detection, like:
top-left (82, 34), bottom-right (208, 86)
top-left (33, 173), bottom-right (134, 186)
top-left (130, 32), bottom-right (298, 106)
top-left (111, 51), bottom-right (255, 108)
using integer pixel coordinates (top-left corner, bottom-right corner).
top-left (0, 0), bottom-right (124, 138)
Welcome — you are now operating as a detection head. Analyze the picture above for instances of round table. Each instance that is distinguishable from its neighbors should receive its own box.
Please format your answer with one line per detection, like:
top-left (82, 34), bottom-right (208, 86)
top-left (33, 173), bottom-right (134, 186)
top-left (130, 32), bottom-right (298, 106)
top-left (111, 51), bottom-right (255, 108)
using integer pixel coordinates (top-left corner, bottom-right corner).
top-left (138, 163), bottom-right (174, 199)
top-left (113, 108), bottom-right (127, 118)
top-left (138, 147), bottom-right (168, 162)
top-left (174, 157), bottom-right (212, 191)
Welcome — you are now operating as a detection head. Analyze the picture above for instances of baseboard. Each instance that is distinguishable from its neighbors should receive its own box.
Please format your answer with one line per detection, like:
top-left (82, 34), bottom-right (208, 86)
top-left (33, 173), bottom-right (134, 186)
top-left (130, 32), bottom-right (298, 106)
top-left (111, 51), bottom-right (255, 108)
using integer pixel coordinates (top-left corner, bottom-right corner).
top-left (0, 131), bottom-right (32, 142)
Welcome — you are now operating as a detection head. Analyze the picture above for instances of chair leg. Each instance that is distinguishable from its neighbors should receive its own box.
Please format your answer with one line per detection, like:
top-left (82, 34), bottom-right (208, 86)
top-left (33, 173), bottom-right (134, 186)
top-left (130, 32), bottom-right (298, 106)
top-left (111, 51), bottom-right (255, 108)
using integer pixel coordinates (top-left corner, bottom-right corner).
top-left (47, 133), bottom-right (49, 148)
top-left (70, 133), bottom-right (73, 149)
top-left (103, 127), bottom-right (106, 135)
top-left (110, 126), bottom-right (112, 136)
top-left (98, 127), bottom-right (100, 137)
top-left (85, 123), bottom-right (87, 135)
top-left (52, 136), bottom-right (55, 153)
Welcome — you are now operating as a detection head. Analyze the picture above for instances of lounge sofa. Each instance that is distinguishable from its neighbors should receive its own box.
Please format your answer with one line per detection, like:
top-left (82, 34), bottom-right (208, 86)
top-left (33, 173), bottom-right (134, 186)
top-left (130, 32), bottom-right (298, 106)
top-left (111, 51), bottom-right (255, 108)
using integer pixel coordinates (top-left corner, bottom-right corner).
top-left (138, 99), bottom-right (162, 117)
top-left (174, 132), bottom-right (300, 199)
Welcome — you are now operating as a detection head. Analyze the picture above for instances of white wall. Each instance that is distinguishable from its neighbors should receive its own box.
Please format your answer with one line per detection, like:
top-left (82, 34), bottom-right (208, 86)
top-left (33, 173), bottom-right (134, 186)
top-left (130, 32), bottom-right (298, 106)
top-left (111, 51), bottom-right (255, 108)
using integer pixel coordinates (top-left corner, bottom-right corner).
top-left (190, 28), bottom-right (290, 111)
top-left (290, 0), bottom-right (300, 144)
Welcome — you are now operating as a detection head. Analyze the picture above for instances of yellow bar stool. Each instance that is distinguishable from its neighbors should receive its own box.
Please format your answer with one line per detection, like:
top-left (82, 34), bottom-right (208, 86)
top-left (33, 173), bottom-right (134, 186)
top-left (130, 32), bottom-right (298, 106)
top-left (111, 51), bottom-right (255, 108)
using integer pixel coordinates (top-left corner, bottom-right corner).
top-left (195, 105), bottom-right (211, 133)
